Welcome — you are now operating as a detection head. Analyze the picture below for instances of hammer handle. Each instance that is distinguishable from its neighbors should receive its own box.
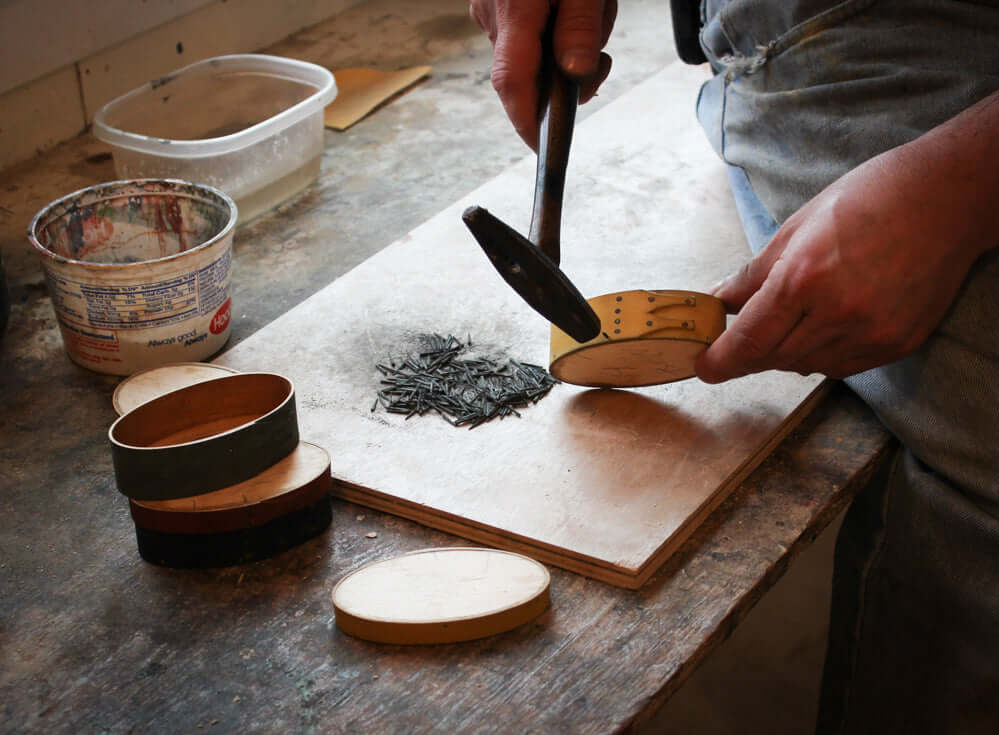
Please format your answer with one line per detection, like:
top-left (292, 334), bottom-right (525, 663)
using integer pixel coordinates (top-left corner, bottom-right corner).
top-left (528, 30), bottom-right (579, 266)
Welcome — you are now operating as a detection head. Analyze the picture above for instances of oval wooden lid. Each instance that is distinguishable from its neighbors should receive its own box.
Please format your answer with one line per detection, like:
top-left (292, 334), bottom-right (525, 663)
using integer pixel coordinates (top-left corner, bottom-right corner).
top-left (113, 362), bottom-right (240, 415)
top-left (332, 547), bottom-right (551, 645)
top-left (129, 441), bottom-right (331, 534)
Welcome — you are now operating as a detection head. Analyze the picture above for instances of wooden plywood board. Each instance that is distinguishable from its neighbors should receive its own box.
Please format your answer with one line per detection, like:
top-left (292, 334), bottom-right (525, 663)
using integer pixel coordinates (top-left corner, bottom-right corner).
top-left (216, 61), bottom-right (826, 588)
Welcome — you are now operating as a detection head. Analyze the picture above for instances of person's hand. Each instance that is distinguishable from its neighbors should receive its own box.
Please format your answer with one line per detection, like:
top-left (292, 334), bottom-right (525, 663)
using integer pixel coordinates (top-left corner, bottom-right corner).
top-left (695, 118), bottom-right (997, 383)
top-left (469, 0), bottom-right (617, 149)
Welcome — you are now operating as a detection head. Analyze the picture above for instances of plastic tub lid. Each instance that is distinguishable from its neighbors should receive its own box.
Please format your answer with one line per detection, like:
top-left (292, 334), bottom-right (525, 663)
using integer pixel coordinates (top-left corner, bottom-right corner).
top-left (93, 54), bottom-right (337, 159)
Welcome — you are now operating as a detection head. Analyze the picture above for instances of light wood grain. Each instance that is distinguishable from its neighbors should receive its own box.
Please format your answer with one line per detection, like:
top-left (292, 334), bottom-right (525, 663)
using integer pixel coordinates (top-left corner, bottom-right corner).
top-left (332, 547), bottom-right (550, 644)
top-left (216, 61), bottom-right (826, 588)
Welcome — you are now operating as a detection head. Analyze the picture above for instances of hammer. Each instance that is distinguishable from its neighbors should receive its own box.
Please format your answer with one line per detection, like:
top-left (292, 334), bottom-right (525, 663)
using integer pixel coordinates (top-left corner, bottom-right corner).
top-left (462, 24), bottom-right (602, 344)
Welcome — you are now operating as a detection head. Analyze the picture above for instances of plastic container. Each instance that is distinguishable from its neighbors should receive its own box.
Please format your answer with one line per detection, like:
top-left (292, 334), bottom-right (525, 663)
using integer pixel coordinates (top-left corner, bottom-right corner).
top-left (93, 55), bottom-right (336, 222)
top-left (28, 179), bottom-right (237, 375)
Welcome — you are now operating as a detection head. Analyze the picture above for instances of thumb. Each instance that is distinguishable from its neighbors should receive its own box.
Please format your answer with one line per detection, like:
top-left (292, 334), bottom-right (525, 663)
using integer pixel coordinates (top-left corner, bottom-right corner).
top-left (711, 247), bottom-right (779, 313)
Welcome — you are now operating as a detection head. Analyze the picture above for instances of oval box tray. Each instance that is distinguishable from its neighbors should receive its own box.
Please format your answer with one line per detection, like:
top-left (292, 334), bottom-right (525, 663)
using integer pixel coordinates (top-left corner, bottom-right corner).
top-left (109, 372), bottom-right (299, 500)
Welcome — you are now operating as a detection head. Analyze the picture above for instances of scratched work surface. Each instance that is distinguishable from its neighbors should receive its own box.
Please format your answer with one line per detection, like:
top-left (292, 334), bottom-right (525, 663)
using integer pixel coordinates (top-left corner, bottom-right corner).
top-left (217, 61), bottom-right (826, 588)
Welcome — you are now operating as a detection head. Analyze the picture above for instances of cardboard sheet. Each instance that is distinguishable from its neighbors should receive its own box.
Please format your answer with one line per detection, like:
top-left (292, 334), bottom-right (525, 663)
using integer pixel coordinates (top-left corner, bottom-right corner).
top-left (325, 66), bottom-right (432, 130)
top-left (219, 61), bottom-right (825, 588)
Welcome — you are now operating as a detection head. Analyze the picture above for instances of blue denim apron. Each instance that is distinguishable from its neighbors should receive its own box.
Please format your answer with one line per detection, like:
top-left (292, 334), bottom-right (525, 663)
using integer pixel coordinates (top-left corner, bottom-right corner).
top-left (684, 1), bottom-right (999, 731)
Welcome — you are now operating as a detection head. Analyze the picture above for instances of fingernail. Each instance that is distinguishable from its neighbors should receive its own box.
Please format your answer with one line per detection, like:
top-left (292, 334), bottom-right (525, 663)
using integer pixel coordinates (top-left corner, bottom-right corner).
top-left (561, 50), bottom-right (596, 78)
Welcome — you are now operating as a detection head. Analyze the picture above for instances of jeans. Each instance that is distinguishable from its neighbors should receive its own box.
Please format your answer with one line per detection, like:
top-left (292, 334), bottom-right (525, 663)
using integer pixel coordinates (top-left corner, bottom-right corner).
top-left (723, 165), bottom-right (999, 733)
top-left (691, 1), bottom-right (999, 731)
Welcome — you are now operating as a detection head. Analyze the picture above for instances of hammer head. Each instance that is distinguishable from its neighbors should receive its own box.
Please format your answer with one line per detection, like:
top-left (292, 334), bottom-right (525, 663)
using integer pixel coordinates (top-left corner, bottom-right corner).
top-left (462, 205), bottom-right (601, 343)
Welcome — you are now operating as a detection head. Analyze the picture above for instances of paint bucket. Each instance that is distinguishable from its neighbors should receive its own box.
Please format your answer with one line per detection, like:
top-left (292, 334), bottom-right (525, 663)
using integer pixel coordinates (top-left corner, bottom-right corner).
top-left (28, 179), bottom-right (237, 375)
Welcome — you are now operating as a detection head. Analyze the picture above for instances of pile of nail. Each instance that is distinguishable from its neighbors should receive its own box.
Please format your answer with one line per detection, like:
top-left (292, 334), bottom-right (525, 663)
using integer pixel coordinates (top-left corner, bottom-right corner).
top-left (372, 333), bottom-right (559, 428)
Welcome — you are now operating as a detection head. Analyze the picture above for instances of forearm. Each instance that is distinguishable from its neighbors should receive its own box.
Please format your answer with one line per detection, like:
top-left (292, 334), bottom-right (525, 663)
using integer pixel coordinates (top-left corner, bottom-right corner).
top-left (885, 88), bottom-right (999, 266)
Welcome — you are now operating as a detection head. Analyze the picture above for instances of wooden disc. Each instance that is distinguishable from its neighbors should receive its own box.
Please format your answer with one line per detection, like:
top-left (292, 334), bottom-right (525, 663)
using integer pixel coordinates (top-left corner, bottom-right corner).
top-left (549, 289), bottom-right (726, 387)
top-left (113, 362), bottom-right (240, 415)
top-left (332, 548), bottom-right (551, 645)
top-left (129, 441), bottom-right (331, 534)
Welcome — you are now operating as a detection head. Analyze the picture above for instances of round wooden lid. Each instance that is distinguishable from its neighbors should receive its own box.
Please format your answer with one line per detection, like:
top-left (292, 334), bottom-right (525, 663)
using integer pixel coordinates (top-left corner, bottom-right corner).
top-left (113, 362), bottom-right (240, 415)
top-left (332, 547), bottom-right (551, 645)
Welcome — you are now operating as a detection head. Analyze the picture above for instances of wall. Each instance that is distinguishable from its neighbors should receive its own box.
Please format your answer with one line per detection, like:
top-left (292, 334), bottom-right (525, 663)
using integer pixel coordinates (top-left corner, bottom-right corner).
top-left (0, 0), bottom-right (364, 171)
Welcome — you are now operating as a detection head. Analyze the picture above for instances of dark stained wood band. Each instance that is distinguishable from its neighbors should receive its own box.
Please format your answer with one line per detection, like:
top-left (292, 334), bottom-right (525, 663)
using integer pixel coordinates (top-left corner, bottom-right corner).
top-left (132, 495), bottom-right (332, 568)
top-left (109, 372), bottom-right (299, 501)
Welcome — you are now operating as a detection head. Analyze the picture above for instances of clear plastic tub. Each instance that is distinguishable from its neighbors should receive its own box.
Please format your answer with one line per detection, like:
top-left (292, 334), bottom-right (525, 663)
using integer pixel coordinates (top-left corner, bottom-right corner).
top-left (94, 55), bottom-right (337, 222)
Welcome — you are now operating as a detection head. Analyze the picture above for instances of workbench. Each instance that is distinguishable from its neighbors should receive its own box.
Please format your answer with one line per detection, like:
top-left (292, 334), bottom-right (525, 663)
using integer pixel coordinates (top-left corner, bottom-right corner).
top-left (0, 1), bottom-right (894, 732)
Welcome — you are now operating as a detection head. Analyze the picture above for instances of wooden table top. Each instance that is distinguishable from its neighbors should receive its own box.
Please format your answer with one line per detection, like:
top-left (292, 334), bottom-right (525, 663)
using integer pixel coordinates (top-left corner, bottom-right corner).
top-left (0, 1), bottom-right (893, 732)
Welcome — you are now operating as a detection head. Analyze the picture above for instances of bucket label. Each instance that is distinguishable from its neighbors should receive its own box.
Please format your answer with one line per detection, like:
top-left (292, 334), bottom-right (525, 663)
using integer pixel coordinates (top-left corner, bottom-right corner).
top-left (57, 320), bottom-right (122, 368)
top-left (210, 298), bottom-right (232, 334)
top-left (45, 249), bottom-right (231, 330)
